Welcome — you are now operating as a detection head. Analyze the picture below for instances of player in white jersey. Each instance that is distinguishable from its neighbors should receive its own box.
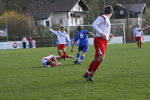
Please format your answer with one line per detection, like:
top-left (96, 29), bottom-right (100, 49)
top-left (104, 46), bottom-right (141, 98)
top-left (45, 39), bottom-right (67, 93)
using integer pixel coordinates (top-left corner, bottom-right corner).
top-left (133, 25), bottom-right (144, 48)
top-left (83, 5), bottom-right (113, 82)
top-left (48, 26), bottom-right (72, 59)
top-left (41, 55), bottom-right (62, 67)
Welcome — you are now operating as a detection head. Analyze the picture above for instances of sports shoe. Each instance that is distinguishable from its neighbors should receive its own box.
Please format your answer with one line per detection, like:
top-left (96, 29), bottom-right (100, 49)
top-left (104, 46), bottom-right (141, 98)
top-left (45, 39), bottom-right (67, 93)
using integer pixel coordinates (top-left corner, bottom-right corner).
top-left (78, 60), bottom-right (82, 65)
top-left (87, 76), bottom-right (95, 82)
top-left (83, 74), bottom-right (88, 79)
top-left (83, 74), bottom-right (95, 82)
top-left (73, 59), bottom-right (78, 64)
top-left (68, 55), bottom-right (74, 58)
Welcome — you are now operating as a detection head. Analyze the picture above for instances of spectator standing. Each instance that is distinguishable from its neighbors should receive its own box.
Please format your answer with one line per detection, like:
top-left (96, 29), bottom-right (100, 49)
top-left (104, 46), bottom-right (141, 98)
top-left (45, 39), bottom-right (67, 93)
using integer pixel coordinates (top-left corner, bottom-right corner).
top-left (22, 36), bottom-right (27, 49)
top-left (28, 36), bottom-right (33, 48)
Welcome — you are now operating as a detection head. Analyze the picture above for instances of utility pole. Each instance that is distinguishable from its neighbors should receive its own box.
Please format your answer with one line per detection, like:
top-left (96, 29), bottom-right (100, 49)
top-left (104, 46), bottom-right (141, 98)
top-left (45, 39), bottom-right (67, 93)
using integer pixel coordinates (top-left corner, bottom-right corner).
top-left (6, 15), bottom-right (8, 41)
top-left (28, 13), bottom-right (32, 36)
top-left (126, 9), bottom-right (131, 42)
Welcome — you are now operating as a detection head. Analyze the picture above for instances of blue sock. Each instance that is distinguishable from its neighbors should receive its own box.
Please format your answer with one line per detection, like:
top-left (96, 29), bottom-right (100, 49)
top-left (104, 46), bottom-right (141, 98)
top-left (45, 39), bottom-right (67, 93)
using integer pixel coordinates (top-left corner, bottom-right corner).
top-left (79, 55), bottom-right (85, 61)
top-left (77, 52), bottom-right (80, 58)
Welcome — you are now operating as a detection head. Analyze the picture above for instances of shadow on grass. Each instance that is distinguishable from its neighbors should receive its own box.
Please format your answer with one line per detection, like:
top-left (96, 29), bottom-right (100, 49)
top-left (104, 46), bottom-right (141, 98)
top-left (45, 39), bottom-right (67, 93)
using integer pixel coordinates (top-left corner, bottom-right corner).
top-left (32, 66), bottom-right (45, 68)
top-left (32, 63), bottom-right (80, 69)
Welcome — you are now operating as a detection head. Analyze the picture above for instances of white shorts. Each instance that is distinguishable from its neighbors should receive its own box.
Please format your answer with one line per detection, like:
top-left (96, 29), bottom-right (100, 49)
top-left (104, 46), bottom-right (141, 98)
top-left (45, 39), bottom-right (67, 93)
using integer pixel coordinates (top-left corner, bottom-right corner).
top-left (41, 58), bottom-right (51, 67)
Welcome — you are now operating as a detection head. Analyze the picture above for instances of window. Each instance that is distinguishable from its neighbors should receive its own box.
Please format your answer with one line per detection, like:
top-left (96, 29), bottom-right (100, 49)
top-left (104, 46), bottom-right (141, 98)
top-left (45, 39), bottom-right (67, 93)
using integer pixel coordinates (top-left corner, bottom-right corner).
top-left (120, 10), bottom-right (124, 15)
top-left (59, 19), bottom-right (63, 25)
top-left (46, 21), bottom-right (50, 27)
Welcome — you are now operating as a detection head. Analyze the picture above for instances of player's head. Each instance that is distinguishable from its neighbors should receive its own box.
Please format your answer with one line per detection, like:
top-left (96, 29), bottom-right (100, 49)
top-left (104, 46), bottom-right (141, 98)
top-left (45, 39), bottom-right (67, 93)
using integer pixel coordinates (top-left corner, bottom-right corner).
top-left (137, 24), bottom-right (140, 27)
top-left (46, 60), bottom-right (53, 65)
top-left (104, 5), bottom-right (113, 15)
top-left (60, 26), bottom-right (65, 32)
top-left (77, 26), bottom-right (82, 31)
top-left (42, 59), bottom-right (53, 67)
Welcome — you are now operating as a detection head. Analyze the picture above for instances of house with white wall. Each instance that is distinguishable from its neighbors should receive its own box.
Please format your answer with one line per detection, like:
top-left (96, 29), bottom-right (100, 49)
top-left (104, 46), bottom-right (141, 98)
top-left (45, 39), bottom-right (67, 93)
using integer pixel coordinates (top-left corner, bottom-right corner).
top-left (27, 0), bottom-right (89, 27)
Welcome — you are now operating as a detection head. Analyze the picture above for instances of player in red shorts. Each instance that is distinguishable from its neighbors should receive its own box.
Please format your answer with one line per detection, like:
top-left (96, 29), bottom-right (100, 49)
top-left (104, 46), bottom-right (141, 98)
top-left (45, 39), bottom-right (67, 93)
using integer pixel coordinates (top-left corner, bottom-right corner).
top-left (48, 26), bottom-right (73, 59)
top-left (133, 25), bottom-right (144, 48)
top-left (83, 5), bottom-right (113, 82)
top-left (41, 55), bottom-right (62, 67)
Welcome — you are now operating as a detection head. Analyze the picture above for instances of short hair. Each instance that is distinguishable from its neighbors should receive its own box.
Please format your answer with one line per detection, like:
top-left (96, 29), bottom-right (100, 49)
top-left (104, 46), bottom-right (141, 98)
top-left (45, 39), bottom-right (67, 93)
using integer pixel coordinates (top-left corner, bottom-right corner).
top-left (46, 60), bottom-right (52, 65)
top-left (77, 26), bottom-right (82, 31)
top-left (104, 5), bottom-right (113, 14)
top-left (60, 26), bottom-right (64, 29)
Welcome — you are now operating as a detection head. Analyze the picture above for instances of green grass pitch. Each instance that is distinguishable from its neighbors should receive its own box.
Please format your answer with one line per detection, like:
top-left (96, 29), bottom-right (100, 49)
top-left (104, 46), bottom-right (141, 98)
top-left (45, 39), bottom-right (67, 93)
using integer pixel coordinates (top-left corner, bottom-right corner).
top-left (0, 43), bottom-right (150, 100)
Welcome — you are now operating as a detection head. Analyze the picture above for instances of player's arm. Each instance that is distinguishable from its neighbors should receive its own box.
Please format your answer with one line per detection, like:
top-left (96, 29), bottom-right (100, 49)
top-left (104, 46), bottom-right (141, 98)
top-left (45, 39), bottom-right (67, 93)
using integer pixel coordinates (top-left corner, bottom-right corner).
top-left (65, 33), bottom-right (71, 42)
top-left (88, 32), bottom-right (95, 37)
top-left (53, 56), bottom-right (62, 65)
top-left (71, 41), bottom-right (77, 52)
top-left (142, 26), bottom-right (150, 31)
top-left (92, 16), bottom-right (106, 38)
top-left (48, 27), bottom-right (58, 35)
top-left (71, 34), bottom-right (78, 52)
top-left (133, 28), bottom-right (136, 36)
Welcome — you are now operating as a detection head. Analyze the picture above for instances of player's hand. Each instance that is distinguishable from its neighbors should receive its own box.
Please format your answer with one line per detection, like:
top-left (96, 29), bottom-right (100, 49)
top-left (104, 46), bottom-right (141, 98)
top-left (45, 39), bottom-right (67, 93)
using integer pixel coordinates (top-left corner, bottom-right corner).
top-left (101, 33), bottom-right (106, 39)
top-left (70, 41), bottom-right (73, 44)
top-left (71, 48), bottom-right (73, 52)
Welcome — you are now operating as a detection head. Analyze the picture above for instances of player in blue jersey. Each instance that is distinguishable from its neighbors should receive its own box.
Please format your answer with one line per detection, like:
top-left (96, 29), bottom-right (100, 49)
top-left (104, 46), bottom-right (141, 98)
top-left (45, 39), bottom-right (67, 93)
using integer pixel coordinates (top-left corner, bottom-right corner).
top-left (71, 26), bottom-right (95, 64)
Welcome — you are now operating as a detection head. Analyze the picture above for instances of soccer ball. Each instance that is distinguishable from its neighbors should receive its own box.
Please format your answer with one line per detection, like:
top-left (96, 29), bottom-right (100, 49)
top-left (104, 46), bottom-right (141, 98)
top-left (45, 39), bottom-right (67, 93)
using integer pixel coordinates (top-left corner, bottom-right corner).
top-left (108, 34), bottom-right (113, 42)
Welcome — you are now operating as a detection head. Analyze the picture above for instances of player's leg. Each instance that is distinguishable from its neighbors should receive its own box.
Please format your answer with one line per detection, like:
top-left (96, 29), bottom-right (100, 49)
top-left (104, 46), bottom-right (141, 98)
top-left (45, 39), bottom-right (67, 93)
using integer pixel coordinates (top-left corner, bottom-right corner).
top-left (76, 52), bottom-right (80, 59)
top-left (138, 40), bottom-right (141, 48)
top-left (136, 37), bottom-right (141, 48)
top-left (51, 62), bottom-right (61, 67)
top-left (85, 54), bottom-right (104, 75)
top-left (63, 48), bottom-right (67, 56)
top-left (91, 54), bottom-right (105, 75)
top-left (78, 52), bottom-right (87, 64)
top-left (137, 39), bottom-right (140, 48)
top-left (73, 48), bottom-right (82, 64)
top-left (57, 44), bottom-right (63, 56)
top-left (84, 37), bottom-right (107, 82)
top-left (137, 41), bottom-right (139, 48)
top-left (51, 57), bottom-right (61, 67)
top-left (78, 46), bottom-right (88, 64)
top-left (61, 44), bottom-right (69, 59)
top-left (139, 37), bottom-right (142, 48)
top-left (140, 41), bottom-right (142, 48)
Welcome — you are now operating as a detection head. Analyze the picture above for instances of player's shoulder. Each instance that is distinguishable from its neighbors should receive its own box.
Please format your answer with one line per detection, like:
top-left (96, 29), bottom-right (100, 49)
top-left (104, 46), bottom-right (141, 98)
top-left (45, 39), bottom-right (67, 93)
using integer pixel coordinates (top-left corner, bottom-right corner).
top-left (46, 55), bottom-right (54, 58)
top-left (80, 30), bottom-right (88, 32)
top-left (64, 31), bottom-right (69, 35)
top-left (97, 15), bottom-right (106, 20)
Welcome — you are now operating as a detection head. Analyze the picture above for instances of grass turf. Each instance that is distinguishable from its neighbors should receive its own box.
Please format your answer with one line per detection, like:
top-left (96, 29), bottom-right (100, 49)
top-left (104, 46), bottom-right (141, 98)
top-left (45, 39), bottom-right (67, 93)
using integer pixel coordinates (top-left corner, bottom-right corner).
top-left (0, 42), bottom-right (150, 100)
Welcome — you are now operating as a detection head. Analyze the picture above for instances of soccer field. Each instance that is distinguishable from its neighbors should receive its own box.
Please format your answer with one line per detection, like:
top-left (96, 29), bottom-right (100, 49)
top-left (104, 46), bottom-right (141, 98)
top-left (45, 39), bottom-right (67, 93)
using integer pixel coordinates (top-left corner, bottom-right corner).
top-left (0, 43), bottom-right (150, 100)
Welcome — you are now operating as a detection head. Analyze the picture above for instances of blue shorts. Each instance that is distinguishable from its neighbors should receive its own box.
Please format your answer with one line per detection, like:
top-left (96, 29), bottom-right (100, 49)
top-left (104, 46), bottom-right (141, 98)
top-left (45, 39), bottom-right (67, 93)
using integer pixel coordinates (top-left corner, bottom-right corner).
top-left (78, 45), bottom-right (88, 52)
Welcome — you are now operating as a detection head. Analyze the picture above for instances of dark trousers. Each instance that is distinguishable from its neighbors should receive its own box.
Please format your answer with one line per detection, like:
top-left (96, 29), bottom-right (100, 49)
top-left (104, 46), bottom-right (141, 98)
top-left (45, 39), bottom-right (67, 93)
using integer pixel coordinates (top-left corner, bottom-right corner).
top-left (23, 42), bottom-right (26, 48)
top-left (29, 43), bottom-right (32, 48)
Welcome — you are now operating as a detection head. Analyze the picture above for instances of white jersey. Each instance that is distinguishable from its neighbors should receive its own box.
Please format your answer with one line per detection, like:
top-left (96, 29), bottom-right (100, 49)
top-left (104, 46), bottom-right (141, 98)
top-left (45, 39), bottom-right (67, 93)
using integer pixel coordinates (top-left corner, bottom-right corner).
top-left (41, 55), bottom-right (54, 67)
top-left (43, 55), bottom-right (54, 60)
top-left (22, 37), bottom-right (27, 43)
top-left (92, 15), bottom-right (111, 40)
top-left (49, 29), bottom-right (70, 44)
top-left (133, 27), bottom-right (143, 37)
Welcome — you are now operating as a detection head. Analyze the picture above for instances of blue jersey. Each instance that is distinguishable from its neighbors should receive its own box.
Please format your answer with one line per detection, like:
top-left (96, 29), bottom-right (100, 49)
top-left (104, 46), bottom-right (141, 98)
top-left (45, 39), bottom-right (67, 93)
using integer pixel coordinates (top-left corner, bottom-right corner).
top-left (74, 30), bottom-right (89, 46)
